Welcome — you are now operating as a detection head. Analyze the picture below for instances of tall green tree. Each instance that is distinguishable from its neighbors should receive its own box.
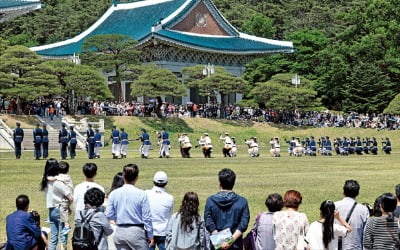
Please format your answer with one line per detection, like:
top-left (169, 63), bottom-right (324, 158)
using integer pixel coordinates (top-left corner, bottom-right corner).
top-left (43, 60), bottom-right (113, 113)
top-left (0, 46), bottom-right (61, 113)
top-left (384, 94), bottom-right (400, 114)
top-left (130, 65), bottom-right (186, 117)
top-left (82, 34), bottom-right (141, 101)
top-left (250, 73), bottom-right (323, 111)
top-left (242, 13), bottom-right (276, 38)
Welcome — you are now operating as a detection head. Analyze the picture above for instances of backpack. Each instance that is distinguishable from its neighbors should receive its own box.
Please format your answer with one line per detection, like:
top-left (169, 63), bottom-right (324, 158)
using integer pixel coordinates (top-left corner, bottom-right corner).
top-left (72, 211), bottom-right (100, 250)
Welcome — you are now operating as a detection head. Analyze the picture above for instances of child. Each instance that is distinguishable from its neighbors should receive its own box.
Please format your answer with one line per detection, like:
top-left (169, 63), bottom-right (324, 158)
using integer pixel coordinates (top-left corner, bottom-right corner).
top-left (47, 161), bottom-right (74, 235)
top-left (31, 210), bottom-right (49, 250)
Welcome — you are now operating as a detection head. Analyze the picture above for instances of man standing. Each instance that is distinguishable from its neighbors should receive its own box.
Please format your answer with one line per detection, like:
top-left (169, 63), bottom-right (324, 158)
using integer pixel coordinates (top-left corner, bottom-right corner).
top-left (87, 124), bottom-right (96, 159)
top-left (33, 122), bottom-right (42, 160)
top-left (13, 122), bottom-right (24, 159)
top-left (94, 128), bottom-right (102, 159)
top-left (68, 126), bottom-right (77, 159)
top-left (120, 128), bottom-right (129, 158)
top-left (42, 123), bottom-right (49, 159)
top-left (59, 123), bottom-right (69, 160)
top-left (6, 194), bottom-right (41, 250)
top-left (139, 128), bottom-right (151, 159)
top-left (110, 126), bottom-right (120, 159)
top-left (204, 168), bottom-right (250, 250)
top-left (145, 171), bottom-right (174, 250)
top-left (159, 128), bottom-right (170, 158)
top-left (73, 163), bottom-right (105, 221)
top-left (334, 180), bottom-right (369, 250)
top-left (106, 164), bottom-right (154, 250)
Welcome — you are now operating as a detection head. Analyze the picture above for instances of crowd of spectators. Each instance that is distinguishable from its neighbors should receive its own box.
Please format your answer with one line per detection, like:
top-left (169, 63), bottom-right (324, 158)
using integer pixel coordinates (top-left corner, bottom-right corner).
top-left (1, 97), bottom-right (399, 130)
top-left (3, 161), bottom-right (400, 250)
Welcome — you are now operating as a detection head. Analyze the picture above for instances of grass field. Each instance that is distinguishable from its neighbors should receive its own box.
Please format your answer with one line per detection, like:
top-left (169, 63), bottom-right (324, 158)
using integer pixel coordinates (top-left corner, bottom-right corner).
top-left (0, 116), bottom-right (399, 243)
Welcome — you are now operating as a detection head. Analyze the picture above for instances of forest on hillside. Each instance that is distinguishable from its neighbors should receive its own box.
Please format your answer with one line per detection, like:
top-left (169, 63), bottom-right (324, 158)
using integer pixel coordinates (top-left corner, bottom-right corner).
top-left (1, 0), bottom-right (399, 113)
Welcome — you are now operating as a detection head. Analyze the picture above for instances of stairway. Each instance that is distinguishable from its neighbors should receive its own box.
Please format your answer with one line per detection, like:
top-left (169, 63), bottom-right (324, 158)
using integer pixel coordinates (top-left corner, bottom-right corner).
top-left (23, 129), bottom-right (60, 150)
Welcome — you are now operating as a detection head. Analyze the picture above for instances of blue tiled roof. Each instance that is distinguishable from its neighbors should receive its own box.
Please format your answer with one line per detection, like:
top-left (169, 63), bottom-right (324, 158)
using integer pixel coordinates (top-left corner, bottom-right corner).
top-left (32, 0), bottom-right (294, 57)
top-left (153, 30), bottom-right (293, 53)
top-left (0, 0), bottom-right (40, 9)
top-left (34, 0), bottom-right (187, 56)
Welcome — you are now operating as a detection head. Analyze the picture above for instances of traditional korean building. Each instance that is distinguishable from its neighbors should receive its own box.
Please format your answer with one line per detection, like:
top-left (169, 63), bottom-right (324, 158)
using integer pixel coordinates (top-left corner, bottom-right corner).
top-left (0, 0), bottom-right (41, 23)
top-left (31, 0), bottom-right (294, 103)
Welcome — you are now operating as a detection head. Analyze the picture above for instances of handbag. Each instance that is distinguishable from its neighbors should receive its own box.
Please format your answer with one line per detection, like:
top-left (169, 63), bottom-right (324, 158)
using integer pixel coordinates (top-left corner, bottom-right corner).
top-left (243, 213), bottom-right (263, 250)
top-left (296, 226), bottom-right (307, 250)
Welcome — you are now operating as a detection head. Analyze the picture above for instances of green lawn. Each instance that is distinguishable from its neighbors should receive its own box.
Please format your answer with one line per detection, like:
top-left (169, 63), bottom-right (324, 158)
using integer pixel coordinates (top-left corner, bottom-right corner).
top-left (0, 116), bottom-right (399, 243)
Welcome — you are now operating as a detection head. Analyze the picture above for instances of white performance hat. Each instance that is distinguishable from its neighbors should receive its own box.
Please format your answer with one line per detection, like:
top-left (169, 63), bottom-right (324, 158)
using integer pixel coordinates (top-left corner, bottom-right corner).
top-left (153, 171), bottom-right (168, 184)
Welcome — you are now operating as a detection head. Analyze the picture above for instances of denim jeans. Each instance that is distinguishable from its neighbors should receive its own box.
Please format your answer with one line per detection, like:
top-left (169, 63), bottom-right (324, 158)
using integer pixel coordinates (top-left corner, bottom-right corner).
top-left (149, 236), bottom-right (166, 250)
top-left (49, 207), bottom-right (67, 250)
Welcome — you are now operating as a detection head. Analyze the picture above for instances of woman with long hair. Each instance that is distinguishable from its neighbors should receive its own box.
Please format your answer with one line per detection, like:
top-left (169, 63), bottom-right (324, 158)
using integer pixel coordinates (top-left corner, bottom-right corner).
top-left (305, 200), bottom-right (351, 249)
top-left (40, 158), bottom-right (73, 250)
top-left (166, 192), bottom-right (205, 250)
top-left (363, 193), bottom-right (400, 249)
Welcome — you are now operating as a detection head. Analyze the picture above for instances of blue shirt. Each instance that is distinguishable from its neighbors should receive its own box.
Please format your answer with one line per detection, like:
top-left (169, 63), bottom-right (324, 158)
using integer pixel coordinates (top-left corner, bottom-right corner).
top-left (335, 197), bottom-right (369, 250)
top-left (105, 184), bottom-right (153, 238)
top-left (120, 131), bottom-right (129, 145)
top-left (33, 128), bottom-right (42, 143)
top-left (6, 210), bottom-right (41, 250)
top-left (141, 132), bottom-right (151, 145)
top-left (42, 129), bottom-right (49, 143)
top-left (204, 191), bottom-right (250, 249)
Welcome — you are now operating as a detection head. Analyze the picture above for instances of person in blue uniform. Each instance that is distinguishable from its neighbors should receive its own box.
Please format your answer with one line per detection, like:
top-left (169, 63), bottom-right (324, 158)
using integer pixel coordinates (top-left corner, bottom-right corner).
top-left (120, 128), bottom-right (129, 158)
top-left (110, 126), bottom-right (120, 159)
top-left (355, 136), bottom-right (363, 155)
top-left (87, 124), bottom-right (96, 159)
top-left (370, 137), bottom-right (378, 155)
top-left (13, 122), bottom-right (24, 159)
top-left (68, 126), bottom-right (77, 159)
top-left (309, 136), bottom-right (317, 156)
top-left (325, 136), bottom-right (332, 155)
top-left (139, 128), bottom-right (151, 159)
top-left (94, 128), bottom-right (102, 158)
top-left (33, 123), bottom-right (42, 160)
top-left (159, 127), bottom-right (170, 158)
top-left (342, 137), bottom-right (349, 156)
top-left (348, 137), bottom-right (356, 154)
top-left (382, 137), bottom-right (392, 154)
top-left (40, 123), bottom-right (49, 159)
top-left (59, 123), bottom-right (69, 160)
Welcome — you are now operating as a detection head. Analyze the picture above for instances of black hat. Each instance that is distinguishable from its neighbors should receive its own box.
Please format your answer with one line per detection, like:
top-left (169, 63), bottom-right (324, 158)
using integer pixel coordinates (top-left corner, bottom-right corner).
top-left (16, 122), bottom-right (21, 126)
top-left (62, 123), bottom-right (66, 127)
top-left (88, 124), bottom-right (92, 127)
top-left (69, 126), bottom-right (74, 130)
top-left (121, 128), bottom-right (125, 131)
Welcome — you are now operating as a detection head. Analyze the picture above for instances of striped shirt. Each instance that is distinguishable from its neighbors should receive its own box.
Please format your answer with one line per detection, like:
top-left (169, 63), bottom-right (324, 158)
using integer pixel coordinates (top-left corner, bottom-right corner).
top-left (363, 216), bottom-right (400, 250)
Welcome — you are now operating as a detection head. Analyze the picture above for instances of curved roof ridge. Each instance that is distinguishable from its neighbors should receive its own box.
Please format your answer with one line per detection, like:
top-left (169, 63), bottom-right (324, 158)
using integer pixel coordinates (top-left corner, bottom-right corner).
top-left (239, 33), bottom-right (293, 49)
top-left (165, 29), bottom-right (234, 38)
top-left (31, 0), bottom-right (176, 52)
top-left (160, 0), bottom-right (192, 25)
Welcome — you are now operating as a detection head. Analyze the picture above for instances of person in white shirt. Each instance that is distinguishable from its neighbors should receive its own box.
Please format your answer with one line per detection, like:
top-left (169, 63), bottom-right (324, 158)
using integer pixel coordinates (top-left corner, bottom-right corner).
top-left (145, 171), bottom-right (174, 250)
top-left (73, 163), bottom-right (105, 221)
top-left (305, 200), bottom-right (352, 250)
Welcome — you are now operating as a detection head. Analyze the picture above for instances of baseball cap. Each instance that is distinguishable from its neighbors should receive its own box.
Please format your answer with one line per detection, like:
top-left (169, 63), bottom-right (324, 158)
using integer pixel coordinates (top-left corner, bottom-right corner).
top-left (153, 171), bottom-right (168, 184)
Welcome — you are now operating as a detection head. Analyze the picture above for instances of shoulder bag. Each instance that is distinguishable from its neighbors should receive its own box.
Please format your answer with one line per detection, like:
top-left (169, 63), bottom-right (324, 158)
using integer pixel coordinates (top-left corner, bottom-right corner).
top-left (338, 202), bottom-right (357, 250)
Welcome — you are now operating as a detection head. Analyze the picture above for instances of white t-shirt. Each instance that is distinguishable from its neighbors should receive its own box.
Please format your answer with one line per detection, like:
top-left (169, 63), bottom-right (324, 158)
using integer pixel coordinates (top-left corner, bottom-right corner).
top-left (73, 181), bottom-right (104, 220)
top-left (145, 186), bottom-right (174, 236)
top-left (305, 221), bottom-right (347, 250)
